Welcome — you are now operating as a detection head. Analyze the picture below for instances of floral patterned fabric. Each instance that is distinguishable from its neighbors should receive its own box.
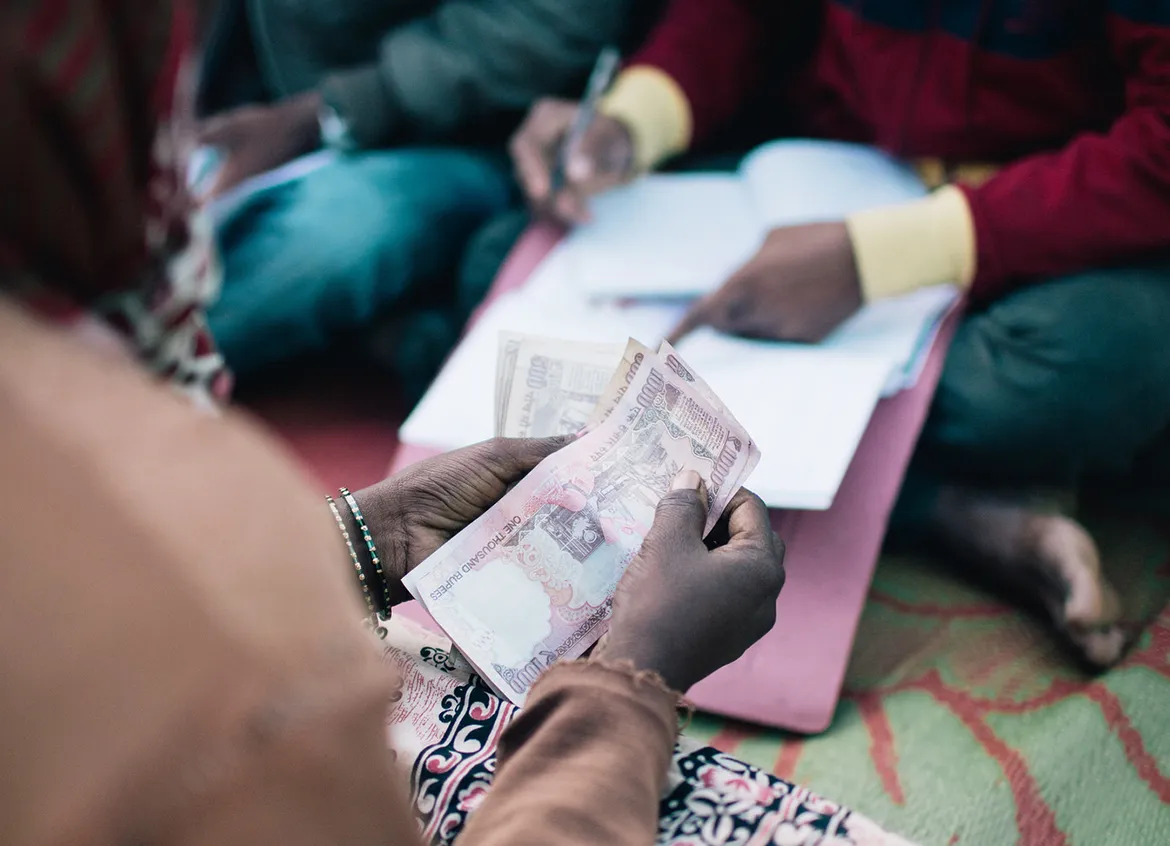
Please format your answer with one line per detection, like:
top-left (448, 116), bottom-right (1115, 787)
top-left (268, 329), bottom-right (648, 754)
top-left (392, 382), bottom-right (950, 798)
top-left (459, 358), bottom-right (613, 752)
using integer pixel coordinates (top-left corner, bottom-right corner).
top-left (380, 617), bottom-right (913, 846)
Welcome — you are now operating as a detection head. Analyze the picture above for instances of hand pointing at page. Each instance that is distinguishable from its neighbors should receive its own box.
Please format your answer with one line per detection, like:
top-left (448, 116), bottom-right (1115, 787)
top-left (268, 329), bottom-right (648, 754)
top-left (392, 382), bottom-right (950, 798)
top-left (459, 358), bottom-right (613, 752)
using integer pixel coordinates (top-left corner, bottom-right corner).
top-left (667, 222), bottom-right (865, 345)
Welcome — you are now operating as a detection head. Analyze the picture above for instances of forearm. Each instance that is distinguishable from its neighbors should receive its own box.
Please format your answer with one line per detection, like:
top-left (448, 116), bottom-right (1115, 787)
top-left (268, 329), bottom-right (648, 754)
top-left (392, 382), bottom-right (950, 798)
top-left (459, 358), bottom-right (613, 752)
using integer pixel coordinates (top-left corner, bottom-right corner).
top-left (319, 65), bottom-right (400, 149)
top-left (958, 119), bottom-right (1170, 299)
top-left (457, 661), bottom-right (680, 846)
top-left (846, 133), bottom-right (1170, 303)
top-left (271, 89), bottom-right (323, 152)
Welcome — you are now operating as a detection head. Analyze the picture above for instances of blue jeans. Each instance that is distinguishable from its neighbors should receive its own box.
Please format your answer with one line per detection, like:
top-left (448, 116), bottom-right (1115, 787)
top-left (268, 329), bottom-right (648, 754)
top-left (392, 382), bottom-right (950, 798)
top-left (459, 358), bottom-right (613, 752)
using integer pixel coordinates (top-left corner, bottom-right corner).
top-left (208, 149), bottom-right (513, 380)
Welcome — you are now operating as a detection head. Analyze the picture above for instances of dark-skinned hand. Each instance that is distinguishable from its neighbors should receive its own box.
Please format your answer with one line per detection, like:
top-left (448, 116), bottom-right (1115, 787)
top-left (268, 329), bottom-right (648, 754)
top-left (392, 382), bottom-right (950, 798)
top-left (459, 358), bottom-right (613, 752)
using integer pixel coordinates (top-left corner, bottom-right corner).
top-left (597, 472), bottom-right (785, 692)
top-left (509, 98), bottom-right (636, 225)
top-left (668, 222), bottom-right (864, 345)
top-left (348, 436), bottom-right (573, 604)
top-left (197, 91), bottom-right (323, 198)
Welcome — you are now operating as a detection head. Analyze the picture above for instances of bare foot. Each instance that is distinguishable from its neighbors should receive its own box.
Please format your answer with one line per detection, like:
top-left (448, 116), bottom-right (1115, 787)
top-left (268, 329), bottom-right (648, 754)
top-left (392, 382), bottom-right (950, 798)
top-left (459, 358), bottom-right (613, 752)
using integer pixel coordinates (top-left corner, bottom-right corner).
top-left (930, 487), bottom-right (1126, 669)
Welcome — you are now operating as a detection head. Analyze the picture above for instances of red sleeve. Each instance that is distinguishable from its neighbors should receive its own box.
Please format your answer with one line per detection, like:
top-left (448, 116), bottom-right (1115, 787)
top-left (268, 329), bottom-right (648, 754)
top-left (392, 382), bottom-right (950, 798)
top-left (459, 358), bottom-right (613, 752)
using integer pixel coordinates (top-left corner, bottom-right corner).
top-left (628, 0), bottom-right (768, 144)
top-left (963, 6), bottom-right (1170, 300)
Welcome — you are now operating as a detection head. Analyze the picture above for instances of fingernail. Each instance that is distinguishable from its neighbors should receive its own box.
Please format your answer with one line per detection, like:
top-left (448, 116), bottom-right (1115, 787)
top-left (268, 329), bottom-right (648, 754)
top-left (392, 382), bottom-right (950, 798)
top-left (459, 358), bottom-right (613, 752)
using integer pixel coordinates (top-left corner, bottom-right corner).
top-left (671, 469), bottom-right (702, 491)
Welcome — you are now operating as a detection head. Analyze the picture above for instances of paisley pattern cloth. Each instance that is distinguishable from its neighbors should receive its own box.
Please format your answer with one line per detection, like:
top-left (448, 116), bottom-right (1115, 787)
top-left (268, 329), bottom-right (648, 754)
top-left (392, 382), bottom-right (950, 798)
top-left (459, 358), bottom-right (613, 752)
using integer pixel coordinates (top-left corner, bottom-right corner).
top-left (381, 617), bottom-right (913, 846)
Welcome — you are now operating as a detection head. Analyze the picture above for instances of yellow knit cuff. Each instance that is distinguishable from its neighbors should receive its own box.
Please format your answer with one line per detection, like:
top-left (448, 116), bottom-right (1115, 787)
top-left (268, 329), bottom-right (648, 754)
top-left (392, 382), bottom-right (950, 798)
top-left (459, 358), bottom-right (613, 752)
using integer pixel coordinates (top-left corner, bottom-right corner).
top-left (845, 186), bottom-right (977, 301)
top-left (599, 67), bottom-right (693, 172)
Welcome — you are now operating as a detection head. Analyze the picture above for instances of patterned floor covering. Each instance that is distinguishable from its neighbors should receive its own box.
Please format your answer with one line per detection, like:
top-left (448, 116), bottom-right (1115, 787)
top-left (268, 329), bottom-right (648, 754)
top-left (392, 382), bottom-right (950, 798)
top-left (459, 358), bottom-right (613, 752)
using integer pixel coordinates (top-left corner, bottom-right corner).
top-left (687, 512), bottom-right (1170, 845)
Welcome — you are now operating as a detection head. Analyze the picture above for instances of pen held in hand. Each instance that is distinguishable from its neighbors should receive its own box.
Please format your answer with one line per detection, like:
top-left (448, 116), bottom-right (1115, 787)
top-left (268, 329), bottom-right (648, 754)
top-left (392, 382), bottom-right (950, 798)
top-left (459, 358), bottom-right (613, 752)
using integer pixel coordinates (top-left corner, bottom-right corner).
top-left (549, 46), bottom-right (621, 198)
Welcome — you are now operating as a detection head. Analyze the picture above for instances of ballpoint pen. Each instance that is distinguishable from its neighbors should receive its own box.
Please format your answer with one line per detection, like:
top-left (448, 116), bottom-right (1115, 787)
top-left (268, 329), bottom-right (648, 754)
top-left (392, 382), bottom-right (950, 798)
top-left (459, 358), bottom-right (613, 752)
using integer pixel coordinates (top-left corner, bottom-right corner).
top-left (549, 46), bottom-right (621, 197)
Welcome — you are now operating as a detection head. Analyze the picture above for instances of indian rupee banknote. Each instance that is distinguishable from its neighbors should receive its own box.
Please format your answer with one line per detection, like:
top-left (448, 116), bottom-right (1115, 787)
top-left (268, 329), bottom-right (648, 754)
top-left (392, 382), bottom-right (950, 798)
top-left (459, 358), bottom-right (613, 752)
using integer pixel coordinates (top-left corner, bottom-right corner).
top-left (405, 346), bottom-right (759, 703)
top-left (495, 332), bottom-right (624, 437)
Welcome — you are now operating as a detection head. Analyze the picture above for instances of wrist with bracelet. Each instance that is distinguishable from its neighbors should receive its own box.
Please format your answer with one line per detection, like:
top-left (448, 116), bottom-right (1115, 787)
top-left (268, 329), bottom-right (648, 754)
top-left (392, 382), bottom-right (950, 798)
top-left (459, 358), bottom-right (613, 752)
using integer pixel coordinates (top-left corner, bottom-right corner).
top-left (326, 488), bottom-right (392, 637)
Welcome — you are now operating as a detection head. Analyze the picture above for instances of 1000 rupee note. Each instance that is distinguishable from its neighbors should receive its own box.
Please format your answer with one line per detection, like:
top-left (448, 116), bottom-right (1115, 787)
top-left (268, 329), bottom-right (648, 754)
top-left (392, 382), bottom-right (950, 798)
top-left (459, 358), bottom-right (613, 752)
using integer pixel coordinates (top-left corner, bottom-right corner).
top-left (582, 338), bottom-right (652, 431)
top-left (403, 350), bottom-right (758, 703)
top-left (656, 340), bottom-right (762, 506)
top-left (590, 340), bottom-right (760, 484)
top-left (495, 333), bottom-right (624, 438)
top-left (657, 339), bottom-right (759, 434)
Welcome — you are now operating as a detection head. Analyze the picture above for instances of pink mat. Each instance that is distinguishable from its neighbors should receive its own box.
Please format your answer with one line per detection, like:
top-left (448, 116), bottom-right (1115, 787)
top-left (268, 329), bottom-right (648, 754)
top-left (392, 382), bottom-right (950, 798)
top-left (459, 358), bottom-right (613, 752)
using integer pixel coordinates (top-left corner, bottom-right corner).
top-left (392, 225), bottom-right (958, 733)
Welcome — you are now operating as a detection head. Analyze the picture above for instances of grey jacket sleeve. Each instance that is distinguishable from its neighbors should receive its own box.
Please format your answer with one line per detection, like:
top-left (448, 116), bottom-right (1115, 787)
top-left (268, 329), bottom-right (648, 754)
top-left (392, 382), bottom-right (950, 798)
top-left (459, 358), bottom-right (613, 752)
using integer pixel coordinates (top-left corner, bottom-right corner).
top-left (319, 0), bottom-right (635, 147)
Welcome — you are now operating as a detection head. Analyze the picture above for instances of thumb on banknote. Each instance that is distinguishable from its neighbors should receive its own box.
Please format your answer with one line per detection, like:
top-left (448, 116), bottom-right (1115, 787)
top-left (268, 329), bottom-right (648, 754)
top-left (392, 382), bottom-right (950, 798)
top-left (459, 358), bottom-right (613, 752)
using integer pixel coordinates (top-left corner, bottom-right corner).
top-left (602, 473), bottom-right (782, 692)
top-left (648, 470), bottom-right (709, 540)
top-left (628, 471), bottom-right (709, 590)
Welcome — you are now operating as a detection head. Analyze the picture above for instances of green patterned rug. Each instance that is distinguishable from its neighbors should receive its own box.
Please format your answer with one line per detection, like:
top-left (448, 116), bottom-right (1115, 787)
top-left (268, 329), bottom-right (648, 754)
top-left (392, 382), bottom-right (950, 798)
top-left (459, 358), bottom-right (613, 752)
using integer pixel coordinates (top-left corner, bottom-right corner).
top-left (688, 513), bottom-right (1170, 845)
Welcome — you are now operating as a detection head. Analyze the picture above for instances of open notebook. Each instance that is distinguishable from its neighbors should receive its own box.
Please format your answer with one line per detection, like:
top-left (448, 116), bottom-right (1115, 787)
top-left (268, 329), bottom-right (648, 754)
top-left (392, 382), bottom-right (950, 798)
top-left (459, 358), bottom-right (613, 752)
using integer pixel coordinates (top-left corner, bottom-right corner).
top-left (400, 291), bottom-right (891, 510)
top-left (401, 140), bottom-right (959, 509)
top-left (565, 139), bottom-right (930, 299)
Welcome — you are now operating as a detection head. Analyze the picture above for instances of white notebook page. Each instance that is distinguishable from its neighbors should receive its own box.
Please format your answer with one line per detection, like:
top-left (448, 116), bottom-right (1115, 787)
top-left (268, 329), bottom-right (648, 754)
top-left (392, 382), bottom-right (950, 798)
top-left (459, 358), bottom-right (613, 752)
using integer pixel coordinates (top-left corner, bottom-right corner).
top-left (566, 174), bottom-right (761, 298)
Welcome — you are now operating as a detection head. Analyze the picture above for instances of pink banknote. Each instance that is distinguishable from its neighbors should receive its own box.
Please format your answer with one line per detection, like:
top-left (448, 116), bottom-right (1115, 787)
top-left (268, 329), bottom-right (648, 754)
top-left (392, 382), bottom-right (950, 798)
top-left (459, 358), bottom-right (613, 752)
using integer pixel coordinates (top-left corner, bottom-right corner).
top-left (403, 348), bottom-right (759, 704)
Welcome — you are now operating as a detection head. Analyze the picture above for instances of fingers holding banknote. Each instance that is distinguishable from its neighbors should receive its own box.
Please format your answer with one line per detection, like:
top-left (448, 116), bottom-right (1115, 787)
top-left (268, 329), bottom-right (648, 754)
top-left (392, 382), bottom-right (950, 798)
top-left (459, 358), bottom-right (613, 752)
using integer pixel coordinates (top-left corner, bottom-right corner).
top-left (599, 472), bottom-right (785, 692)
top-left (350, 435), bottom-right (574, 596)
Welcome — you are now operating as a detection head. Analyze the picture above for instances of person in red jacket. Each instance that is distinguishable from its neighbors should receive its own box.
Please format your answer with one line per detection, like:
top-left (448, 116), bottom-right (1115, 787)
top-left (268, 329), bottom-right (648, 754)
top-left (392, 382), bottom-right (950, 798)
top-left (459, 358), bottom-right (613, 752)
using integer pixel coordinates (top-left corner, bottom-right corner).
top-left (510, 0), bottom-right (1170, 668)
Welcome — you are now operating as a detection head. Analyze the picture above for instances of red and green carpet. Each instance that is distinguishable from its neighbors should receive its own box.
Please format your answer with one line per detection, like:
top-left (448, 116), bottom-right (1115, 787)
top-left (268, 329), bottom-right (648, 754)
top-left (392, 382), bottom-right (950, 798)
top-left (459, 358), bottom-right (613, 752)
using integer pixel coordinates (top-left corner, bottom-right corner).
top-left (689, 513), bottom-right (1170, 845)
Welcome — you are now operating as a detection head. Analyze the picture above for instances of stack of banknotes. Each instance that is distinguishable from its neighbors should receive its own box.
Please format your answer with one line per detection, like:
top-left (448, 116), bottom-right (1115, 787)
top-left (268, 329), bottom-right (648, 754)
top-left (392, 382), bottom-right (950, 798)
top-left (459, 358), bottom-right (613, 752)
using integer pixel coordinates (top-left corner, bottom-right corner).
top-left (402, 334), bottom-right (760, 704)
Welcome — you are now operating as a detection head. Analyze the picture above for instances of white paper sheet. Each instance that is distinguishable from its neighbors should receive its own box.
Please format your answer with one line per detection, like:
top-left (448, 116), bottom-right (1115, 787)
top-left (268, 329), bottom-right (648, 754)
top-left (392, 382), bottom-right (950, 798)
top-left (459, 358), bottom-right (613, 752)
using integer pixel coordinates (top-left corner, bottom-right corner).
top-left (566, 175), bottom-right (763, 298)
top-left (402, 141), bottom-right (953, 509)
top-left (820, 285), bottom-right (958, 395)
top-left (523, 257), bottom-right (956, 399)
top-left (188, 148), bottom-right (337, 224)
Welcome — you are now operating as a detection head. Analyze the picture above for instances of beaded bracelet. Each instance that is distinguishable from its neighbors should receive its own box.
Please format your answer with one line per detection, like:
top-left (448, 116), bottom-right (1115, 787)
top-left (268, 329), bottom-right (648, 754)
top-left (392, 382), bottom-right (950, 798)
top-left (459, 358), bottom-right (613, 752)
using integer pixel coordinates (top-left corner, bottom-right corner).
top-left (339, 487), bottom-right (393, 619)
top-left (326, 494), bottom-right (384, 637)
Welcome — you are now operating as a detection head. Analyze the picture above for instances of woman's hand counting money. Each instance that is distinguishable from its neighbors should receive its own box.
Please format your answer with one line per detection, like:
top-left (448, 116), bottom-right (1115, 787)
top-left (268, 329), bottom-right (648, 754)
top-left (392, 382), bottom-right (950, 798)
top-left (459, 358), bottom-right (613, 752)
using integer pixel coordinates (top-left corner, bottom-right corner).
top-left (597, 471), bottom-right (786, 692)
top-left (348, 435), bottom-right (574, 598)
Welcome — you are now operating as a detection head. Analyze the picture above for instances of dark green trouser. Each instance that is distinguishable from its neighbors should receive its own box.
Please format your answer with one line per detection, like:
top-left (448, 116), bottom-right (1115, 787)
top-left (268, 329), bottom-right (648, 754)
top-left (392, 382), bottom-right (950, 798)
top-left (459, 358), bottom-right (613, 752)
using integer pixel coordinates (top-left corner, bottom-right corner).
top-left (892, 260), bottom-right (1170, 530)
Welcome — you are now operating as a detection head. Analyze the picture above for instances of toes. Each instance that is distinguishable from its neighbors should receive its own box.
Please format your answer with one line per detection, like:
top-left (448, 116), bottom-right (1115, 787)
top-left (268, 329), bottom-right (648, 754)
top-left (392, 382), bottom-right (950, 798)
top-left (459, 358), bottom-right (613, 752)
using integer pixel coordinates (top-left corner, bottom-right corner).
top-left (1064, 623), bottom-right (1129, 670)
top-left (1034, 514), bottom-right (1121, 627)
top-left (1027, 515), bottom-right (1130, 669)
top-left (1095, 580), bottom-right (1123, 626)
